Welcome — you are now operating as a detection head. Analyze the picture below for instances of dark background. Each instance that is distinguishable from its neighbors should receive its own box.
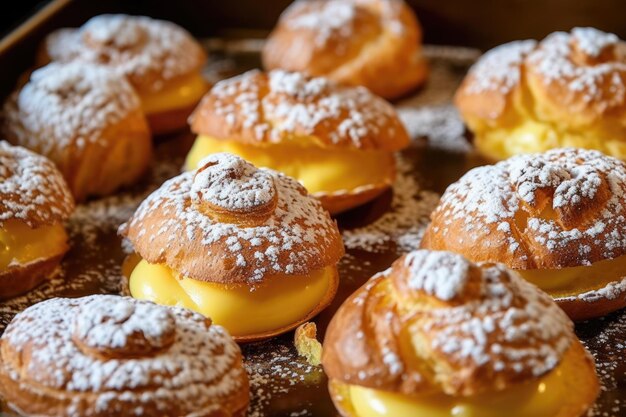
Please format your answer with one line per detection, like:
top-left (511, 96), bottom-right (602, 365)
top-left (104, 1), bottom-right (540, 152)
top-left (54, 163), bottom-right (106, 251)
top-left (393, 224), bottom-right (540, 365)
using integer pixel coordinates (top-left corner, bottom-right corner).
top-left (3, 0), bottom-right (626, 50)
top-left (2, 0), bottom-right (626, 96)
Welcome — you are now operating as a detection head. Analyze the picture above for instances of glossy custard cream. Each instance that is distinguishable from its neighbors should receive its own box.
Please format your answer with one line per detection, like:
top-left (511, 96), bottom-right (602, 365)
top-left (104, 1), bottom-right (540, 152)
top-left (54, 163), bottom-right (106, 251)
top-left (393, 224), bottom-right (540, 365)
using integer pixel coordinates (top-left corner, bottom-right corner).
top-left (0, 219), bottom-right (68, 270)
top-left (342, 346), bottom-right (588, 417)
top-left (185, 135), bottom-right (394, 194)
top-left (516, 253), bottom-right (626, 298)
top-left (475, 119), bottom-right (626, 161)
top-left (140, 73), bottom-right (207, 115)
top-left (129, 259), bottom-right (334, 337)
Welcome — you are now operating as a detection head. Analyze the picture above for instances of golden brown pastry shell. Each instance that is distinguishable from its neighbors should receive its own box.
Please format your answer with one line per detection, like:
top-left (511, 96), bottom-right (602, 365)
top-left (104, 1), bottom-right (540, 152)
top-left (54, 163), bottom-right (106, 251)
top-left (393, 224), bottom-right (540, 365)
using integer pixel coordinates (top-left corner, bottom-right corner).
top-left (189, 70), bottom-right (409, 152)
top-left (555, 281), bottom-right (626, 321)
top-left (327, 341), bottom-right (598, 417)
top-left (0, 253), bottom-right (64, 300)
top-left (0, 296), bottom-right (250, 417)
top-left (315, 182), bottom-right (391, 215)
top-left (262, 0), bottom-right (428, 100)
top-left (120, 170), bottom-right (345, 285)
top-left (3, 90), bottom-right (152, 203)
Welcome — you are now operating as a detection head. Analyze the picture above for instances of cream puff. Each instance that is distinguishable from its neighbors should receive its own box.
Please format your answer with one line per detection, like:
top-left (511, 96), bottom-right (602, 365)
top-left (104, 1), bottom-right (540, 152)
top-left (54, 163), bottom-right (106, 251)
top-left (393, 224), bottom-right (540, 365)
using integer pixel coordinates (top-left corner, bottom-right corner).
top-left (422, 148), bottom-right (626, 320)
top-left (455, 27), bottom-right (626, 161)
top-left (120, 153), bottom-right (345, 342)
top-left (3, 61), bottom-right (152, 202)
top-left (186, 69), bottom-right (409, 214)
top-left (0, 141), bottom-right (74, 299)
top-left (40, 14), bottom-right (208, 134)
top-left (323, 249), bottom-right (599, 417)
top-left (263, 0), bottom-right (428, 99)
top-left (0, 295), bottom-right (249, 416)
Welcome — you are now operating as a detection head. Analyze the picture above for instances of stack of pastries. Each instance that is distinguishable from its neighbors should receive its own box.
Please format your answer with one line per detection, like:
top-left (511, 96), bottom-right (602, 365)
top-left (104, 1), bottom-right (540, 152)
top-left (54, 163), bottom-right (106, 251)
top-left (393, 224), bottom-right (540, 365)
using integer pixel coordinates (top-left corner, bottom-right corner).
top-left (0, 5), bottom-right (620, 416)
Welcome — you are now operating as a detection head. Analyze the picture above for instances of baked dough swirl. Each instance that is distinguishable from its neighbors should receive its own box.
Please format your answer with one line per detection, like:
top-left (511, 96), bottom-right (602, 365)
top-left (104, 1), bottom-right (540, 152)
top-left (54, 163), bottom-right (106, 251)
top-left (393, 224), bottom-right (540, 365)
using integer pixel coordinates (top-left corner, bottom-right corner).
top-left (0, 295), bottom-right (249, 417)
top-left (323, 250), bottom-right (599, 417)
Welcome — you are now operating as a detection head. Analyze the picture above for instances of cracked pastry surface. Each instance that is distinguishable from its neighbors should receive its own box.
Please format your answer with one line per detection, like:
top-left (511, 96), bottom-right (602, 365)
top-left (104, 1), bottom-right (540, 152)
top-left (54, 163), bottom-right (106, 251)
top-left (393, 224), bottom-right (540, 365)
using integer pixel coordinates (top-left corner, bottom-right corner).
top-left (3, 61), bottom-right (152, 202)
top-left (0, 295), bottom-right (249, 417)
top-left (121, 153), bottom-right (344, 341)
top-left (421, 148), bottom-right (626, 320)
top-left (0, 141), bottom-right (74, 299)
top-left (455, 27), bottom-right (626, 161)
top-left (263, 0), bottom-right (428, 99)
top-left (186, 69), bottom-right (409, 214)
top-left (40, 14), bottom-right (208, 134)
top-left (323, 249), bottom-right (599, 417)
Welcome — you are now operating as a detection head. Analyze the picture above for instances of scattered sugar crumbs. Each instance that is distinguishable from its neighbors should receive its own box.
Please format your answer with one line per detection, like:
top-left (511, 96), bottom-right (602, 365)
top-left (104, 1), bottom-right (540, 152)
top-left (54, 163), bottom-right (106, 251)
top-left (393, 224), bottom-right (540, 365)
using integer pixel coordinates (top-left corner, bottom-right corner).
top-left (244, 340), bottom-right (324, 417)
top-left (580, 309), bottom-right (626, 416)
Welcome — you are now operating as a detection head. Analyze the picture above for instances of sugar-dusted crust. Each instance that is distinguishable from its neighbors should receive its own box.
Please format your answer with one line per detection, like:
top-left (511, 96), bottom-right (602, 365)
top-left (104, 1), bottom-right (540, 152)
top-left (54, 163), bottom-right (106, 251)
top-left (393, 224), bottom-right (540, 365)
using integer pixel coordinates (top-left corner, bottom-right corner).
top-left (263, 0), bottom-right (428, 99)
top-left (3, 62), bottom-right (151, 202)
top-left (0, 141), bottom-right (74, 227)
top-left (120, 153), bottom-right (344, 284)
top-left (323, 250), bottom-right (598, 411)
top-left (0, 295), bottom-right (249, 417)
top-left (40, 14), bottom-right (206, 96)
top-left (455, 27), bottom-right (626, 147)
top-left (189, 69), bottom-right (409, 151)
top-left (422, 148), bottom-right (626, 269)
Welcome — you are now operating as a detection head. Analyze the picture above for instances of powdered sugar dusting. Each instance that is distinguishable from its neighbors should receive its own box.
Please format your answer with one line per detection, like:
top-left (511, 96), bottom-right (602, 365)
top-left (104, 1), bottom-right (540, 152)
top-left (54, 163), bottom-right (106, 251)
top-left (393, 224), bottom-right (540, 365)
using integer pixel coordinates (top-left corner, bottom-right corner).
top-left (45, 14), bottom-right (205, 91)
top-left (404, 250), bottom-right (469, 300)
top-left (284, 0), bottom-right (358, 48)
top-left (0, 141), bottom-right (73, 226)
top-left (191, 153), bottom-right (276, 213)
top-left (420, 261), bottom-right (573, 379)
top-left (431, 148), bottom-right (626, 266)
top-left (572, 27), bottom-right (619, 57)
top-left (1, 295), bottom-right (246, 413)
top-left (528, 28), bottom-right (626, 107)
top-left (74, 296), bottom-right (175, 353)
top-left (465, 40), bottom-right (536, 95)
top-left (5, 62), bottom-right (140, 154)
top-left (123, 158), bottom-right (341, 283)
top-left (202, 69), bottom-right (401, 148)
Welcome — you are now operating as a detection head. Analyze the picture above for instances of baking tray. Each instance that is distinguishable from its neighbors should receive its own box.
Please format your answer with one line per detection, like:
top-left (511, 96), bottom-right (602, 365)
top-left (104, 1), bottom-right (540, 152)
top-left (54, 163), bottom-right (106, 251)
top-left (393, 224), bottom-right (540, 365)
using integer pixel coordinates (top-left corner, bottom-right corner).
top-left (1, 5), bottom-right (626, 417)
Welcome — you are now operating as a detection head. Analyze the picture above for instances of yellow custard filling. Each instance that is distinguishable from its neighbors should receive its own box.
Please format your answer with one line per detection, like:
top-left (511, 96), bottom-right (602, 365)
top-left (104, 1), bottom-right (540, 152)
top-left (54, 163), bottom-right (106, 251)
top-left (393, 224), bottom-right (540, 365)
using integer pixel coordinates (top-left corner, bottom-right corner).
top-left (516, 253), bottom-right (626, 299)
top-left (345, 345), bottom-right (587, 417)
top-left (0, 219), bottom-right (68, 270)
top-left (184, 135), bottom-right (394, 194)
top-left (140, 73), bottom-right (208, 115)
top-left (129, 259), bottom-right (334, 337)
top-left (475, 119), bottom-right (626, 161)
